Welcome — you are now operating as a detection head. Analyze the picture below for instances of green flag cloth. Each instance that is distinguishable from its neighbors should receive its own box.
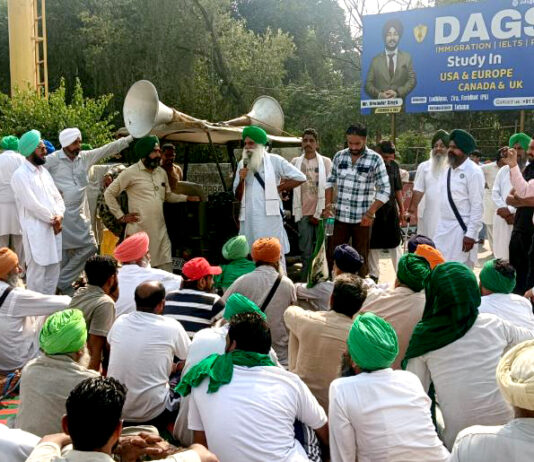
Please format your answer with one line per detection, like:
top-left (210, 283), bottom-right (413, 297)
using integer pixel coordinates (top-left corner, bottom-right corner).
top-left (175, 349), bottom-right (275, 396)
top-left (223, 293), bottom-right (266, 321)
top-left (39, 309), bottom-right (87, 355)
top-left (479, 259), bottom-right (516, 294)
top-left (307, 219), bottom-right (329, 288)
top-left (396, 253), bottom-right (431, 292)
top-left (347, 312), bottom-right (399, 371)
top-left (449, 129), bottom-right (476, 155)
top-left (242, 125), bottom-right (268, 145)
top-left (402, 262), bottom-right (480, 368)
top-left (19, 130), bottom-right (41, 157)
top-left (1, 135), bottom-right (19, 151)
top-left (509, 133), bottom-right (532, 152)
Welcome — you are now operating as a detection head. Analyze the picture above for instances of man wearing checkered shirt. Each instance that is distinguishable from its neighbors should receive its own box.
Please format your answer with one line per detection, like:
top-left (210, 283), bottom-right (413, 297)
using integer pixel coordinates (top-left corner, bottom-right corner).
top-left (323, 124), bottom-right (390, 277)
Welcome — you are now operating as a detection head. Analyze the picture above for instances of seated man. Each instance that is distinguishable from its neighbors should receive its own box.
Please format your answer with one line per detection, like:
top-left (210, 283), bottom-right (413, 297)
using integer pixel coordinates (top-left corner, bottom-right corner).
top-left (284, 273), bottom-right (367, 410)
top-left (405, 262), bottom-right (534, 449)
top-left (113, 232), bottom-right (182, 317)
top-left (329, 313), bottom-right (449, 462)
top-left (222, 237), bottom-right (296, 367)
top-left (414, 243), bottom-right (445, 269)
top-left (214, 235), bottom-right (255, 292)
top-left (107, 281), bottom-right (190, 431)
top-left (69, 255), bottom-right (118, 371)
top-left (15, 309), bottom-right (99, 436)
top-left (0, 248), bottom-right (70, 378)
top-left (361, 253), bottom-right (431, 368)
top-left (478, 259), bottom-right (534, 330)
top-left (177, 312), bottom-right (328, 462)
top-left (407, 234), bottom-right (436, 253)
top-left (164, 257), bottom-right (224, 338)
top-left (25, 376), bottom-right (218, 462)
top-left (450, 339), bottom-right (534, 461)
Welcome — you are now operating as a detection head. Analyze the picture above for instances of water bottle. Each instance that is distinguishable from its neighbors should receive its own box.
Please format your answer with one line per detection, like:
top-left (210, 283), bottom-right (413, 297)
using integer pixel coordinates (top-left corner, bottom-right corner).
top-left (324, 217), bottom-right (335, 237)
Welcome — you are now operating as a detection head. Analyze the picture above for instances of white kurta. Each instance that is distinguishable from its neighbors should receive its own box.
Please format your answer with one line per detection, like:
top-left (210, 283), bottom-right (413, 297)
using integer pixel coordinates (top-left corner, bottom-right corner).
top-left (11, 161), bottom-right (65, 266)
top-left (406, 313), bottom-right (534, 450)
top-left (233, 153), bottom-right (306, 254)
top-left (478, 293), bottom-right (534, 330)
top-left (481, 162), bottom-right (499, 225)
top-left (491, 165), bottom-right (514, 260)
top-left (413, 156), bottom-right (447, 239)
top-left (433, 159), bottom-right (484, 267)
top-left (0, 151), bottom-right (24, 236)
top-left (44, 136), bottom-right (133, 249)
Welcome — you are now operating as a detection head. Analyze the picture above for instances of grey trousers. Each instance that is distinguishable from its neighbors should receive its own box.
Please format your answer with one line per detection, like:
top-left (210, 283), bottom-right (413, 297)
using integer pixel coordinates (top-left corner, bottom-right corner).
top-left (298, 217), bottom-right (317, 281)
top-left (58, 244), bottom-right (98, 294)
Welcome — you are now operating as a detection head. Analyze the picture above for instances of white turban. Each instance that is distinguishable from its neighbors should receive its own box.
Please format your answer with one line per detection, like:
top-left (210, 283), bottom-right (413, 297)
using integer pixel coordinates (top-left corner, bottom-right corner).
top-left (497, 339), bottom-right (534, 411)
top-left (59, 128), bottom-right (82, 148)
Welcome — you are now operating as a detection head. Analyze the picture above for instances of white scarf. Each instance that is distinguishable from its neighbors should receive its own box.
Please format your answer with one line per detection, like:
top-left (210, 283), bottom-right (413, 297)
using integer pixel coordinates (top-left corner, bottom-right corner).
top-left (292, 152), bottom-right (326, 222)
top-left (239, 152), bottom-right (280, 221)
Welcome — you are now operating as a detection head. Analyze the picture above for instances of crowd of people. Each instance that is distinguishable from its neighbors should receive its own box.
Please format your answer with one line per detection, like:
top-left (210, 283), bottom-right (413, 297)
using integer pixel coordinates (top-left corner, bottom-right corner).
top-left (0, 122), bottom-right (533, 462)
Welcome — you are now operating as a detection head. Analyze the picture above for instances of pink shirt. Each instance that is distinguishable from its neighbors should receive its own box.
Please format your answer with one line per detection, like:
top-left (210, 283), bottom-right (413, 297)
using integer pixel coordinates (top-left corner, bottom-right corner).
top-left (510, 164), bottom-right (534, 197)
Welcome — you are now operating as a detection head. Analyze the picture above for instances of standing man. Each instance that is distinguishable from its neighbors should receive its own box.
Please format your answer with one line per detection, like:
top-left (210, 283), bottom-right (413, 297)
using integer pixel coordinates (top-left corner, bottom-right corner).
top-left (291, 128), bottom-right (332, 280)
top-left (11, 130), bottom-right (65, 294)
top-left (160, 143), bottom-right (183, 192)
top-left (369, 140), bottom-right (404, 280)
top-left (406, 130), bottom-right (449, 239)
top-left (433, 129), bottom-right (484, 268)
top-left (481, 152), bottom-right (501, 252)
top-left (45, 128), bottom-right (134, 295)
top-left (323, 123), bottom-right (390, 277)
top-left (0, 136), bottom-right (24, 263)
top-left (105, 136), bottom-right (199, 272)
top-left (234, 126), bottom-right (306, 265)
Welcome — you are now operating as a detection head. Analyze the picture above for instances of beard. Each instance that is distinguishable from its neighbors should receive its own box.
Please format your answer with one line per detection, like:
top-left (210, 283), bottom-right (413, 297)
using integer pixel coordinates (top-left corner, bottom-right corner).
top-left (431, 151), bottom-right (448, 177)
top-left (448, 152), bottom-right (466, 168)
top-left (143, 157), bottom-right (160, 170)
top-left (6, 271), bottom-right (20, 288)
top-left (243, 146), bottom-right (264, 173)
top-left (30, 153), bottom-right (46, 166)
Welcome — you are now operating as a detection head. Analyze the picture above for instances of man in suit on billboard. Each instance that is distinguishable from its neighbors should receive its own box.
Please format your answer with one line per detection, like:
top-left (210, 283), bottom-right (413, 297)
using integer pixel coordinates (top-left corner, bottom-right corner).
top-left (365, 19), bottom-right (416, 101)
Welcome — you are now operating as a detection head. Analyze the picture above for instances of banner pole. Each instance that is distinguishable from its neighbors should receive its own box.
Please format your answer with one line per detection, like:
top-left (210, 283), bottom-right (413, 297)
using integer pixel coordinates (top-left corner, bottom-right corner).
top-left (391, 113), bottom-right (397, 144)
top-left (520, 110), bottom-right (526, 133)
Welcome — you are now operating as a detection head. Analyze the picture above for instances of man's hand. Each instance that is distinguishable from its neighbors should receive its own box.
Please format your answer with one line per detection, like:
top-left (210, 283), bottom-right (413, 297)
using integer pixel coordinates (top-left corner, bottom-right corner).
top-left (506, 194), bottom-right (521, 208)
top-left (360, 215), bottom-right (374, 227)
top-left (462, 236), bottom-right (476, 252)
top-left (501, 147), bottom-right (518, 168)
top-left (505, 214), bottom-right (515, 225)
top-left (116, 433), bottom-right (166, 462)
top-left (39, 433), bottom-right (72, 448)
top-left (188, 444), bottom-right (219, 462)
top-left (321, 205), bottom-right (334, 219)
top-left (308, 216), bottom-right (319, 226)
top-left (524, 288), bottom-right (534, 302)
top-left (239, 168), bottom-right (248, 181)
top-left (187, 196), bottom-right (201, 202)
top-left (51, 216), bottom-right (63, 235)
top-left (120, 213), bottom-right (140, 224)
top-left (496, 207), bottom-right (511, 219)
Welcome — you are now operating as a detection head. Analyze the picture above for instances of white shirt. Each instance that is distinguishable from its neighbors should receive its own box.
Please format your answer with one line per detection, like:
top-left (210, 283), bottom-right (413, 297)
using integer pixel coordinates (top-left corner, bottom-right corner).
top-left (478, 293), bottom-right (534, 330)
top-left (0, 281), bottom-right (71, 371)
top-left (491, 165), bottom-right (515, 259)
top-left (115, 264), bottom-right (182, 317)
top-left (329, 369), bottom-right (450, 462)
top-left (450, 419), bottom-right (534, 462)
top-left (492, 165), bottom-right (515, 212)
top-left (107, 311), bottom-right (190, 421)
top-left (188, 365), bottom-right (327, 462)
top-left (406, 313), bottom-right (534, 449)
top-left (481, 162), bottom-right (499, 224)
top-left (11, 161), bottom-right (65, 266)
top-left (0, 150), bottom-right (24, 236)
top-left (0, 423), bottom-right (40, 462)
top-left (413, 156), bottom-right (446, 240)
top-left (433, 159), bottom-right (484, 266)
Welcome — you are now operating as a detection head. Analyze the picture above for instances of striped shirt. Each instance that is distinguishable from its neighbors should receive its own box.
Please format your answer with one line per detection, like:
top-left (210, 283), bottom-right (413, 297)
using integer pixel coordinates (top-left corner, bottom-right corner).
top-left (163, 289), bottom-right (225, 338)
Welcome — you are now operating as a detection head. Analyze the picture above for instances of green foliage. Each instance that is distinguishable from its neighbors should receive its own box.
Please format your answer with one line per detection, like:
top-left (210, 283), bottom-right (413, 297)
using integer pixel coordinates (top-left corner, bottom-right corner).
top-left (395, 130), bottom-right (429, 165)
top-left (0, 79), bottom-right (116, 147)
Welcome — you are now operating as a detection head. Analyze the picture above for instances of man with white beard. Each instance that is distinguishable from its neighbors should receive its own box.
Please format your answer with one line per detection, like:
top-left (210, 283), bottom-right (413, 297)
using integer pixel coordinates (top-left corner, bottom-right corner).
top-left (233, 126), bottom-right (305, 267)
top-left (433, 129), bottom-right (484, 269)
top-left (406, 130), bottom-right (449, 239)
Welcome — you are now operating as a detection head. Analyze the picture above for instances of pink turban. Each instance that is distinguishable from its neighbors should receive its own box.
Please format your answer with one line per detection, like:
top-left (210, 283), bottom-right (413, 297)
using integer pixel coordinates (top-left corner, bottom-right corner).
top-left (113, 232), bottom-right (149, 263)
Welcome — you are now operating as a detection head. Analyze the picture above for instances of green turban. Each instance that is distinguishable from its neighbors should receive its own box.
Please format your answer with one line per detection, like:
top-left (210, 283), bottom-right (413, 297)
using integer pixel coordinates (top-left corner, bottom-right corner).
top-left (509, 133), bottom-right (532, 152)
top-left (81, 143), bottom-right (93, 151)
top-left (403, 262), bottom-right (480, 367)
top-left (223, 293), bottom-right (266, 321)
top-left (347, 312), bottom-right (399, 371)
top-left (431, 130), bottom-right (449, 148)
top-left (480, 259), bottom-right (516, 294)
top-left (39, 309), bottom-right (87, 355)
top-left (1, 135), bottom-right (19, 151)
top-left (19, 130), bottom-right (41, 157)
top-left (396, 253), bottom-right (431, 292)
top-left (222, 235), bottom-right (250, 260)
top-left (242, 125), bottom-right (268, 146)
top-left (449, 129), bottom-right (477, 155)
top-left (134, 136), bottom-right (159, 160)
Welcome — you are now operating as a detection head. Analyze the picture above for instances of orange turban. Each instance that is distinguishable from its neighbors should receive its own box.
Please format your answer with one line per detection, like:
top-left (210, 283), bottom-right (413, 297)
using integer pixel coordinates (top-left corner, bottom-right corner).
top-left (113, 232), bottom-right (149, 263)
top-left (251, 237), bottom-right (281, 263)
top-left (415, 244), bottom-right (445, 269)
top-left (0, 248), bottom-right (18, 279)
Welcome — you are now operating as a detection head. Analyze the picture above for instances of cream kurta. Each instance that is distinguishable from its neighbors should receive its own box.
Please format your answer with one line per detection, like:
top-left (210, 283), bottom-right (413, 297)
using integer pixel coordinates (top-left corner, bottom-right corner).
top-left (104, 161), bottom-right (186, 268)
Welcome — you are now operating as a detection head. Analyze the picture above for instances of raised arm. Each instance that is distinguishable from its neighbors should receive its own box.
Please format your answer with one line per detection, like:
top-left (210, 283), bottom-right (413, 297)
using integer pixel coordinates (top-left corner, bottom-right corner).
top-left (80, 135), bottom-right (134, 169)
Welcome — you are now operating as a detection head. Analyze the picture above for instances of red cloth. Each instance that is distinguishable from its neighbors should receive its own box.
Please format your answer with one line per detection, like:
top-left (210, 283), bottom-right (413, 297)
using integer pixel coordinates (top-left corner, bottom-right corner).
top-left (113, 232), bottom-right (149, 263)
top-left (182, 257), bottom-right (221, 281)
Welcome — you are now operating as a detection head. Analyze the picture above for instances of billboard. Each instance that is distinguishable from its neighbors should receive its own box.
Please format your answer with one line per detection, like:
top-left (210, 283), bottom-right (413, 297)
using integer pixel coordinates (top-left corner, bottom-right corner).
top-left (361, 0), bottom-right (534, 114)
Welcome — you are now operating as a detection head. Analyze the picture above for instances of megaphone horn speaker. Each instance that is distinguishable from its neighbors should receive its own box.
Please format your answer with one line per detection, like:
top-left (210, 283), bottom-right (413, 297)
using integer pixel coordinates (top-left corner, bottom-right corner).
top-left (223, 95), bottom-right (285, 135)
